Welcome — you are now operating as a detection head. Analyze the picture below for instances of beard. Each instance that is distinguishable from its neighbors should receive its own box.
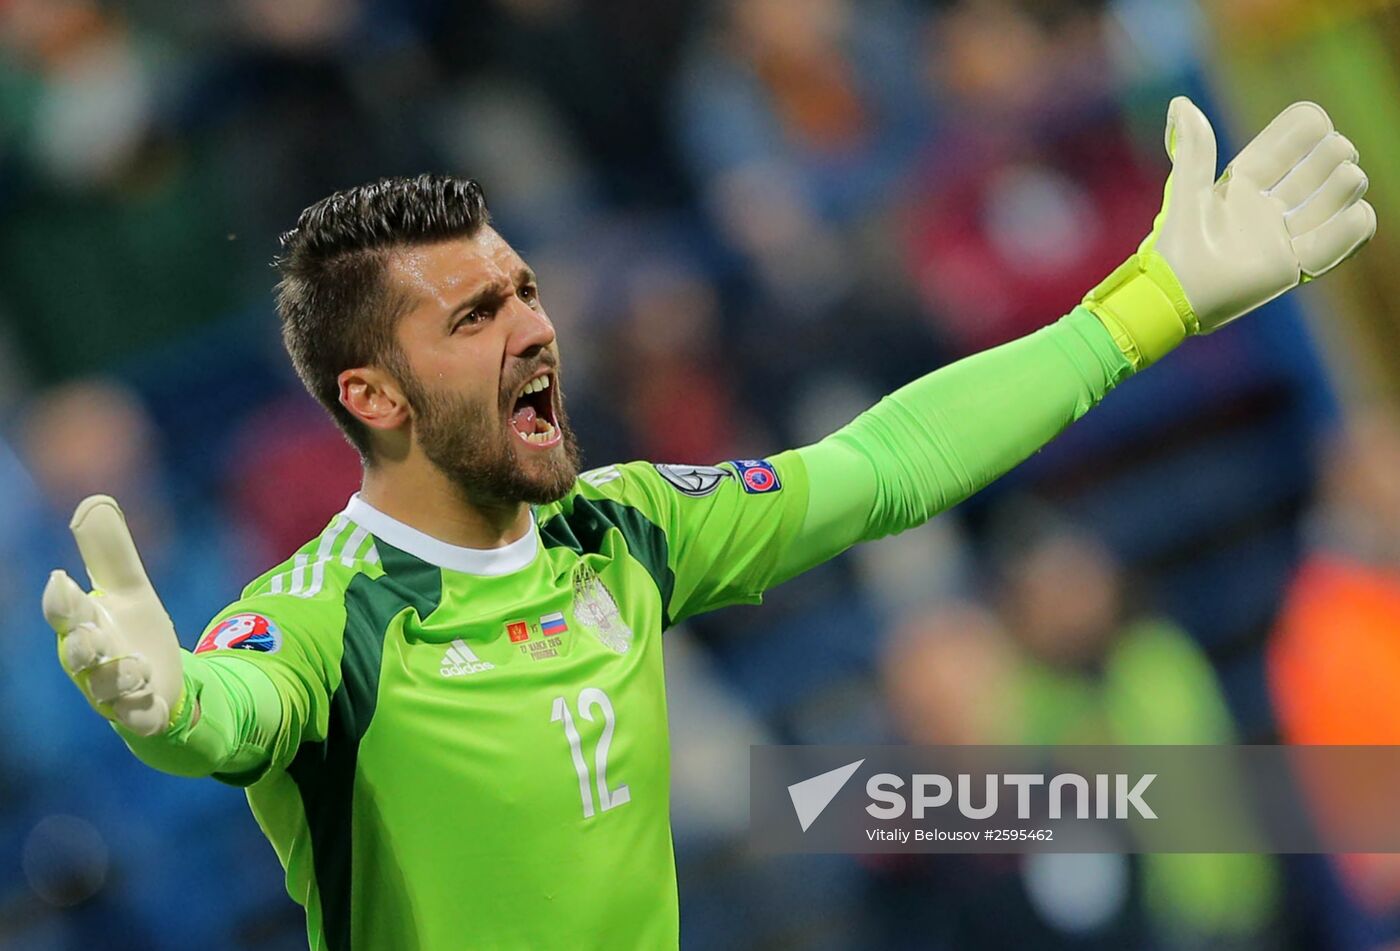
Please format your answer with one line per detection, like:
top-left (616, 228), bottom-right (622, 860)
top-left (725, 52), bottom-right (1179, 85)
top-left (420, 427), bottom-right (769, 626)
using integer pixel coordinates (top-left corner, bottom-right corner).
top-left (399, 365), bottom-right (581, 507)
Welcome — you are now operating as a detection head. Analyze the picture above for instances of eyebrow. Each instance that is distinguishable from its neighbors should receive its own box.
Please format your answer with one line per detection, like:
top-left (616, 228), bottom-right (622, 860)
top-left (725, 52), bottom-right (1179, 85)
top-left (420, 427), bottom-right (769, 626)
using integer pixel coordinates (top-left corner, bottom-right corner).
top-left (445, 279), bottom-right (510, 329)
top-left (443, 266), bottom-right (540, 330)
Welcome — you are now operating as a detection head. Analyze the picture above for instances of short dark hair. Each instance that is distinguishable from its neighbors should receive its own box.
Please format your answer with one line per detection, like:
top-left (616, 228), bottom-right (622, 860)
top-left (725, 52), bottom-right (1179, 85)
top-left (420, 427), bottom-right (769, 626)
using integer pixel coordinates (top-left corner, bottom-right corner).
top-left (274, 174), bottom-right (492, 458)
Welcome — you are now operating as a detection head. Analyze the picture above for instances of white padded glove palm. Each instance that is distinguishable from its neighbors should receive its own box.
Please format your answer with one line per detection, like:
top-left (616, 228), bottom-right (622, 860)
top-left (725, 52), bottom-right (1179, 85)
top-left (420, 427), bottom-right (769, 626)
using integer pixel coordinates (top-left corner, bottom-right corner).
top-left (1151, 96), bottom-right (1376, 332)
top-left (42, 496), bottom-right (185, 736)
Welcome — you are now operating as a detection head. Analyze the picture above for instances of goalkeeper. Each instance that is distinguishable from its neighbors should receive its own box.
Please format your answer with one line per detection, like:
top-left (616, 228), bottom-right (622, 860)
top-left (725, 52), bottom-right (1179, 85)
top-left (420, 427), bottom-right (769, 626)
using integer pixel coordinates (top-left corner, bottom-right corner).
top-left (42, 98), bottom-right (1373, 950)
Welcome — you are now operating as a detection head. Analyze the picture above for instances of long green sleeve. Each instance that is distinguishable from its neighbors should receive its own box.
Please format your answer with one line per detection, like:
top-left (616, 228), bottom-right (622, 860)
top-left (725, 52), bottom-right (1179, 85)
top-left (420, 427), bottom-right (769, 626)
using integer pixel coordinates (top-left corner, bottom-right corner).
top-left (780, 306), bottom-right (1135, 579)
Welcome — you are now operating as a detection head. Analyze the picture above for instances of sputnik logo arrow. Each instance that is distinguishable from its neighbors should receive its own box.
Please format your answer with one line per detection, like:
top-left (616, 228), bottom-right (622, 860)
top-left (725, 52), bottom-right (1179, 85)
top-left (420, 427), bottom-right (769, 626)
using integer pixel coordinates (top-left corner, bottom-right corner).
top-left (787, 759), bottom-right (865, 832)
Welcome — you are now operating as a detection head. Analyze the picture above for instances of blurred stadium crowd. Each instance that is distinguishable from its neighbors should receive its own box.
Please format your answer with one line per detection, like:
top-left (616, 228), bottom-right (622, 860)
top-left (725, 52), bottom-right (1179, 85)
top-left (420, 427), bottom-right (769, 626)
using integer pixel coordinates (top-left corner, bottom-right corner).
top-left (2, 0), bottom-right (1400, 948)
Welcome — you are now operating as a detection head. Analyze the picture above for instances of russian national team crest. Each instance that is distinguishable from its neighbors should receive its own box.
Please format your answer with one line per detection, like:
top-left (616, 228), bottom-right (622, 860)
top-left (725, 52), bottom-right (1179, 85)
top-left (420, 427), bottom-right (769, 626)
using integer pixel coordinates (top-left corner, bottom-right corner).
top-left (731, 459), bottom-right (782, 494)
top-left (572, 564), bottom-right (633, 654)
top-left (654, 463), bottom-right (731, 498)
top-left (195, 613), bottom-right (282, 654)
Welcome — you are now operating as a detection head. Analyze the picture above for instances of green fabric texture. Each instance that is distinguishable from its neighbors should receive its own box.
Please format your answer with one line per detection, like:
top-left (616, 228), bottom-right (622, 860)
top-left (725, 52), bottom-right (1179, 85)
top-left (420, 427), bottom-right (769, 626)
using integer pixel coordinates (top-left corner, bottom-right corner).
top-left (115, 653), bottom-right (284, 778)
top-left (285, 541), bottom-right (441, 951)
top-left (539, 495), bottom-right (676, 625)
top-left (787, 307), bottom-right (1133, 578)
top-left (104, 455), bottom-right (814, 950)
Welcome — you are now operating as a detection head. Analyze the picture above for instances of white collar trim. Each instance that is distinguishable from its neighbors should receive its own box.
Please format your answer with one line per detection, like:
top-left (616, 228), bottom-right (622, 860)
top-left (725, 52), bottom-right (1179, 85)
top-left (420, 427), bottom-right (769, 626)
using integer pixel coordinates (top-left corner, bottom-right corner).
top-left (343, 493), bottom-right (539, 576)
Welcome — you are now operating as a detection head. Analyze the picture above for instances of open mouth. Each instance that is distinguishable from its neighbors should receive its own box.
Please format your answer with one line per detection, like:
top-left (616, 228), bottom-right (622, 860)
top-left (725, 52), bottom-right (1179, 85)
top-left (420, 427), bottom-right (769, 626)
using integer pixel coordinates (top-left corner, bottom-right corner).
top-left (509, 372), bottom-right (561, 447)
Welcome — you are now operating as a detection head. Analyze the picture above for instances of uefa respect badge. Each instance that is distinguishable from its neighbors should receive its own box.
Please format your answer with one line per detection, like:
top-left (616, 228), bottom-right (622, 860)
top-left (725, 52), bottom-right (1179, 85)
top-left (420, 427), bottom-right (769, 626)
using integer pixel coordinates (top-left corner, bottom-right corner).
top-left (730, 459), bottom-right (782, 494)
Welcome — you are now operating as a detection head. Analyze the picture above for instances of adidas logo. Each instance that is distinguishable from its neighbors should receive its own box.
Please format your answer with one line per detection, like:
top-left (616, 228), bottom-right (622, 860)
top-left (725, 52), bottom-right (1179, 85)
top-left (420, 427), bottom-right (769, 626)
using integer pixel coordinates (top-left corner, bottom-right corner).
top-left (440, 639), bottom-right (494, 677)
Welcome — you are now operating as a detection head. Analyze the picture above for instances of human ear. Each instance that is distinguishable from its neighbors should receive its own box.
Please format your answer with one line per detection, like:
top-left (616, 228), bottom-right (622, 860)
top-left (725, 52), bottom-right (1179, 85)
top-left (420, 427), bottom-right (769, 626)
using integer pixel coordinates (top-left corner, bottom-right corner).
top-left (338, 366), bottom-right (409, 432)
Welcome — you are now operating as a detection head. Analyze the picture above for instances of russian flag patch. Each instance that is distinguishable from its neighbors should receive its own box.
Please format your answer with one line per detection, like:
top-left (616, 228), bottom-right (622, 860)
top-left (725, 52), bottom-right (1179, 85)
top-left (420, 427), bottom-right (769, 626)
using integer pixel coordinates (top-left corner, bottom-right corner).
top-left (731, 459), bottom-right (782, 494)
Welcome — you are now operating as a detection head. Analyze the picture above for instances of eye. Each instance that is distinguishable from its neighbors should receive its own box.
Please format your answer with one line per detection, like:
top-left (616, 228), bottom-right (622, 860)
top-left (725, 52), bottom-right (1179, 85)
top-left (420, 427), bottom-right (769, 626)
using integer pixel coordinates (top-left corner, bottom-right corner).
top-left (453, 308), bottom-right (490, 332)
top-left (519, 285), bottom-right (538, 304)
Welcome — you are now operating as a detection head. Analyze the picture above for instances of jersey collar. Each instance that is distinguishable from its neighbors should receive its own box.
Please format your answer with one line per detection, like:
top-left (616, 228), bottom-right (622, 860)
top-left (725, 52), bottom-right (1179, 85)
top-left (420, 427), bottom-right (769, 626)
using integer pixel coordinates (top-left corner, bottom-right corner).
top-left (343, 493), bottom-right (539, 576)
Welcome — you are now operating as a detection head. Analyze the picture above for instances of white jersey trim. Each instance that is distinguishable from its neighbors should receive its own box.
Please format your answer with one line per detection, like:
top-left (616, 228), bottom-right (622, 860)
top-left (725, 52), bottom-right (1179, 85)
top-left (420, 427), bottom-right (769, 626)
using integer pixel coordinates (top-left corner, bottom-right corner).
top-left (342, 493), bottom-right (538, 576)
top-left (265, 514), bottom-right (361, 598)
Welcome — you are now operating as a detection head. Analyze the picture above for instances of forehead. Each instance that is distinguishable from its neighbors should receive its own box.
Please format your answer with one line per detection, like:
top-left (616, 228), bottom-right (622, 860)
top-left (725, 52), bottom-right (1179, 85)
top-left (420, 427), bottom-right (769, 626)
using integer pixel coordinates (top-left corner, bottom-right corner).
top-left (386, 227), bottom-right (526, 307)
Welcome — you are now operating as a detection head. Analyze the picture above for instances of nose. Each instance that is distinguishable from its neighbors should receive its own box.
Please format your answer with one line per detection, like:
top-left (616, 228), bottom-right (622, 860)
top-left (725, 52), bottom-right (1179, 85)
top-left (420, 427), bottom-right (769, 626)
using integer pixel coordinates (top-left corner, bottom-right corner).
top-left (506, 296), bottom-right (555, 358)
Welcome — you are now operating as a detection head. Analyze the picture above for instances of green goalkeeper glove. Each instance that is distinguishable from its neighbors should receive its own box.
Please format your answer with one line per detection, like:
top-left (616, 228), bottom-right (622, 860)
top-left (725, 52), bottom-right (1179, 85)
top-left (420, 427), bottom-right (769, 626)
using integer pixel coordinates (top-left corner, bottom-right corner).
top-left (42, 496), bottom-right (186, 736)
top-left (1085, 96), bottom-right (1376, 368)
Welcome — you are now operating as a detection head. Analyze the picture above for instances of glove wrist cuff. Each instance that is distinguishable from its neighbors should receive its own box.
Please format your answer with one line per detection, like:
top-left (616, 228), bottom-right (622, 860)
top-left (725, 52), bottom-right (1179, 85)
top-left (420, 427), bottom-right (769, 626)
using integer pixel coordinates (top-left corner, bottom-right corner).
top-left (1083, 249), bottom-right (1199, 370)
top-left (113, 662), bottom-right (196, 744)
top-left (163, 668), bottom-right (198, 737)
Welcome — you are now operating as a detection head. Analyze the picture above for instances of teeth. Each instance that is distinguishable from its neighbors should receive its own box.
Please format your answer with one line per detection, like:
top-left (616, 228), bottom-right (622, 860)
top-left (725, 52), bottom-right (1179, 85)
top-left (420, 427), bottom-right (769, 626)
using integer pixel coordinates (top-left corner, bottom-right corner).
top-left (521, 375), bottom-right (552, 396)
top-left (521, 420), bottom-right (557, 444)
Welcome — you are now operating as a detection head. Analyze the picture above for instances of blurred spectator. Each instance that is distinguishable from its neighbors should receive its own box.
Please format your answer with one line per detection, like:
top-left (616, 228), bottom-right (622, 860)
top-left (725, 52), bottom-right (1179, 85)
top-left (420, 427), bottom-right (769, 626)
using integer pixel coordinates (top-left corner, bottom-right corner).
top-left (433, 0), bottom-right (698, 207)
top-left (1269, 408), bottom-right (1400, 948)
top-left (1271, 409), bottom-right (1400, 748)
top-left (187, 0), bottom-right (440, 281)
top-left (872, 602), bottom-right (1140, 949)
top-left (431, 74), bottom-right (600, 248)
top-left (676, 0), bottom-right (927, 220)
top-left (0, 0), bottom-right (245, 380)
top-left (603, 258), bottom-right (741, 464)
top-left (996, 515), bottom-right (1280, 948)
top-left (674, 0), bottom-right (927, 308)
top-left (222, 394), bottom-right (362, 567)
top-left (0, 380), bottom-right (287, 949)
top-left (903, 0), bottom-right (1163, 353)
top-left (22, 381), bottom-right (169, 538)
top-left (883, 602), bottom-right (1023, 747)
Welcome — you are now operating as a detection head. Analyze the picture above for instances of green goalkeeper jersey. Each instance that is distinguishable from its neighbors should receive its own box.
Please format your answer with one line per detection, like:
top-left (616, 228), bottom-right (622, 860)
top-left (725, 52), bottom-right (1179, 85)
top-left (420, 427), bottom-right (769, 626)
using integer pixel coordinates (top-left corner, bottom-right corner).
top-left (122, 305), bottom-right (1144, 950)
top-left (192, 455), bottom-right (810, 951)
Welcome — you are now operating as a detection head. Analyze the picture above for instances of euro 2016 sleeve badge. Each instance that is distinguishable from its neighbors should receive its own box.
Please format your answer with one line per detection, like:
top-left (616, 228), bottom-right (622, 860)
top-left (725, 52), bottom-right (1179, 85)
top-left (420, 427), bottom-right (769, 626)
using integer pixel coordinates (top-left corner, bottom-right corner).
top-left (195, 613), bottom-right (282, 654)
top-left (571, 564), bottom-right (633, 654)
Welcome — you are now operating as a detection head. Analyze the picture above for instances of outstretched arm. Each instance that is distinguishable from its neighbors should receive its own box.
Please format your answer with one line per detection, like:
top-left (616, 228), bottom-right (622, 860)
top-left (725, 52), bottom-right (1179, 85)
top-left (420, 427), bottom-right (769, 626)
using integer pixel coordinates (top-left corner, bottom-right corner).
top-left (778, 308), bottom-right (1129, 579)
top-left (42, 497), bottom-right (318, 779)
top-left (777, 96), bottom-right (1374, 579)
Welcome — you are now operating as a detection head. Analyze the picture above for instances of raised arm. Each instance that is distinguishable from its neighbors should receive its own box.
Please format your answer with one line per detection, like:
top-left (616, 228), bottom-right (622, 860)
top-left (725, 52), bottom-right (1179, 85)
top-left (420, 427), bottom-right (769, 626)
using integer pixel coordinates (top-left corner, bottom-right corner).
top-left (777, 96), bottom-right (1374, 579)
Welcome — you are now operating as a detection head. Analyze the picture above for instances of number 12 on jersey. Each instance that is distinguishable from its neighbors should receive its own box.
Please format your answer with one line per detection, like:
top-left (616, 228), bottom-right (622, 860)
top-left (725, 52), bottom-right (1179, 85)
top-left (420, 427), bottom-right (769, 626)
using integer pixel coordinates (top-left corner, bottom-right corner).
top-left (551, 687), bottom-right (631, 819)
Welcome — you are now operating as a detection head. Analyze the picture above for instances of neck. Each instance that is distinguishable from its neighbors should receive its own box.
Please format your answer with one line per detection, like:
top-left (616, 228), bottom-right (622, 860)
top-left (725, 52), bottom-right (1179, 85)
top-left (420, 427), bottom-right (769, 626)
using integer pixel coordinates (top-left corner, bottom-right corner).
top-left (359, 455), bottom-right (532, 550)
